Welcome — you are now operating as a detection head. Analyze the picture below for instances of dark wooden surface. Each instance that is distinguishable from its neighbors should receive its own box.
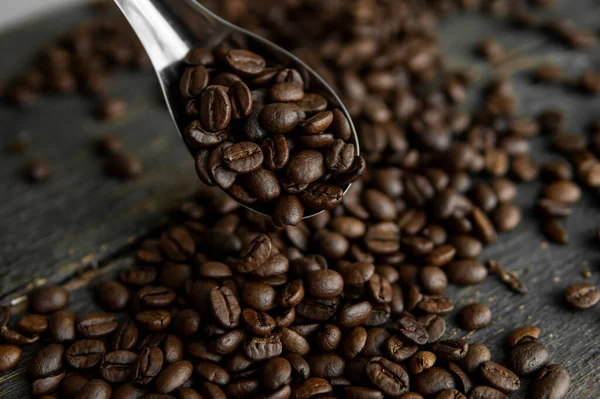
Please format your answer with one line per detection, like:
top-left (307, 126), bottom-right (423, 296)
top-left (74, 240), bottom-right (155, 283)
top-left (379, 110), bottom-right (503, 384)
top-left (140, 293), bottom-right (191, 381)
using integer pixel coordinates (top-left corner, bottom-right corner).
top-left (0, 1), bottom-right (599, 397)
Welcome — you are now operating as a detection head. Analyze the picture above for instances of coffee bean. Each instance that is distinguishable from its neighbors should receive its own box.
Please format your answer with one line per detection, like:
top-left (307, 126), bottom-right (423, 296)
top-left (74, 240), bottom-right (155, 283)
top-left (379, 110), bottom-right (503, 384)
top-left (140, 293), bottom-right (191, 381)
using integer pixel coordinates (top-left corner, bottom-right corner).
top-left (200, 86), bottom-right (232, 132)
top-left (121, 267), bottom-right (157, 286)
top-left (30, 286), bottom-right (69, 314)
top-left (112, 382), bottom-right (145, 399)
top-left (180, 66), bottom-right (209, 98)
top-left (99, 350), bottom-right (137, 382)
top-left (344, 386), bottom-right (384, 399)
top-left (391, 315), bottom-right (428, 345)
top-left (365, 357), bottom-right (410, 396)
top-left (507, 341), bottom-right (549, 377)
top-left (459, 343), bottom-right (492, 374)
top-left (490, 202), bottom-right (521, 231)
top-left (269, 82), bottom-right (304, 102)
top-left (412, 367), bottom-right (457, 397)
top-left (224, 49), bottom-right (265, 77)
top-left (222, 141), bottom-right (264, 174)
top-left (207, 286), bottom-right (241, 328)
top-left (446, 260), bottom-right (488, 285)
top-left (307, 352), bottom-right (346, 378)
top-left (409, 351), bottom-right (436, 374)
top-left (77, 312), bottom-right (118, 338)
top-left (18, 314), bottom-right (47, 334)
top-left (65, 339), bottom-right (106, 369)
top-left (28, 343), bottom-right (64, 378)
top-left (418, 315), bottom-right (446, 344)
top-left (306, 269), bottom-right (344, 299)
top-left (155, 360), bottom-right (193, 393)
top-left (0, 327), bottom-right (39, 345)
top-left (449, 235), bottom-right (482, 259)
top-left (468, 386), bottom-right (508, 399)
top-left (262, 135), bottom-right (290, 170)
top-left (32, 373), bottom-right (66, 396)
top-left (242, 281), bottom-right (276, 311)
top-left (419, 266), bottom-right (448, 295)
top-left (0, 344), bottom-right (22, 371)
top-left (416, 295), bottom-right (454, 315)
top-left (542, 180), bottom-right (581, 204)
top-left (337, 301), bottom-right (372, 328)
top-left (424, 245), bottom-right (456, 267)
top-left (531, 364), bottom-right (570, 399)
top-left (480, 361), bottom-right (520, 394)
top-left (98, 97), bottom-right (128, 121)
top-left (134, 346), bottom-right (164, 385)
top-left (432, 339), bottom-right (469, 361)
top-left (184, 120), bottom-right (228, 149)
top-left (244, 334), bottom-right (283, 360)
top-left (105, 152), bottom-right (143, 179)
top-left (564, 282), bottom-right (600, 309)
top-left (259, 103), bottom-right (301, 134)
top-left (160, 227), bottom-right (195, 261)
top-left (272, 195), bottom-right (304, 227)
top-left (135, 310), bottom-right (172, 331)
top-left (292, 377), bottom-right (332, 399)
top-left (95, 281), bottom-right (129, 311)
top-left (229, 80), bottom-right (253, 119)
top-left (457, 303), bottom-right (491, 330)
top-left (542, 220), bottom-right (568, 244)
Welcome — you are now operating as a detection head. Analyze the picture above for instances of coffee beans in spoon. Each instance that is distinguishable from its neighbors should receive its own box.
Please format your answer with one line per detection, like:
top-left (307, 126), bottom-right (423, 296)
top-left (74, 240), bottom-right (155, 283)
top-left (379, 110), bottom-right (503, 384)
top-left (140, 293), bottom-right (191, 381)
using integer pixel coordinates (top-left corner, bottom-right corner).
top-left (180, 46), bottom-right (362, 226)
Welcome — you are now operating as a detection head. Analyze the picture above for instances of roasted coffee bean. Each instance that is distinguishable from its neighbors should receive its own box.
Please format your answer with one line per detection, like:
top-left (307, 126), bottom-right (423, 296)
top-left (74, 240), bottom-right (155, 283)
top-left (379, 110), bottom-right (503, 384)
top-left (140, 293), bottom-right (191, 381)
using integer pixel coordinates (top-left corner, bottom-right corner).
top-left (460, 343), bottom-right (492, 374)
top-left (111, 320), bottom-right (139, 351)
top-left (337, 301), bottom-right (372, 328)
top-left (224, 49), bottom-right (265, 77)
top-left (121, 267), bottom-right (157, 286)
top-left (259, 103), bottom-right (301, 134)
top-left (269, 82), bottom-right (304, 102)
top-left (262, 135), bottom-right (289, 170)
top-left (531, 364), bottom-right (570, 399)
top-left (365, 357), bottom-right (409, 396)
top-left (208, 286), bottom-right (241, 328)
top-left (184, 120), bottom-right (227, 149)
top-left (229, 81), bottom-right (253, 119)
top-left (416, 295), bottom-right (454, 315)
top-left (28, 343), bottom-right (64, 378)
top-left (135, 310), bottom-right (172, 331)
top-left (112, 383), bottom-right (145, 399)
top-left (306, 269), bottom-right (344, 299)
top-left (490, 203), bottom-right (521, 232)
top-left (77, 313), bottom-right (118, 338)
top-left (292, 377), bottom-right (332, 399)
top-left (242, 281), bottom-right (276, 311)
top-left (65, 339), bottom-right (106, 369)
top-left (0, 327), bottom-right (39, 345)
top-left (409, 351), bottom-right (436, 374)
top-left (468, 386), bottom-right (508, 399)
top-left (280, 327), bottom-right (310, 355)
top-left (185, 47), bottom-right (214, 66)
top-left (232, 233), bottom-right (272, 273)
top-left (200, 86), bottom-right (232, 132)
top-left (505, 326), bottom-right (541, 348)
top-left (418, 315), bottom-right (446, 344)
top-left (244, 334), bottom-right (283, 360)
top-left (30, 286), bottom-right (69, 314)
top-left (364, 222), bottom-right (401, 254)
top-left (564, 282), bottom-right (600, 309)
top-left (75, 379), bottom-right (112, 399)
top-left (301, 182), bottom-right (343, 210)
top-left (100, 350), bottom-right (137, 382)
top-left (160, 227), bottom-right (195, 261)
top-left (222, 141), bottom-right (264, 174)
top-left (449, 235), bottom-right (482, 259)
top-left (104, 153), bottom-right (143, 179)
top-left (31, 373), bottom-right (65, 396)
top-left (134, 346), bottom-right (164, 385)
top-left (480, 361), bottom-right (520, 394)
top-left (391, 316), bottom-right (428, 345)
top-left (457, 303), bottom-right (491, 330)
top-left (98, 98), bottom-right (129, 121)
top-left (446, 260), bottom-right (488, 285)
top-left (96, 281), bottom-right (129, 311)
top-left (432, 339), bottom-right (469, 361)
top-left (18, 314), bottom-right (47, 334)
top-left (412, 367), bottom-right (457, 397)
top-left (247, 168), bottom-right (281, 202)
top-left (542, 180), bottom-right (581, 204)
top-left (344, 386), bottom-right (384, 399)
top-left (307, 352), bottom-right (346, 378)
top-left (424, 245), bottom-right (456, 267)
top-left (507, 341), bottom-right (549, 376)
top-left (0, 344), bottom-right (22, 371)
top-left (163, 334), bottom-right (183, 364)
top-left (138, 286), bottom-right (176, 308)
top-left (180, 66), bottom-right (208, 98)
top-left (419, 266), bottom-right (448, 295)
top-left (155, 360), bottom-right (193, 393)
top-left (542, 220), bottom-right (568, 244)
top-left (471, 207), bottom-right (497, 244)
top-left (286, 150), bottom-right (325, 185)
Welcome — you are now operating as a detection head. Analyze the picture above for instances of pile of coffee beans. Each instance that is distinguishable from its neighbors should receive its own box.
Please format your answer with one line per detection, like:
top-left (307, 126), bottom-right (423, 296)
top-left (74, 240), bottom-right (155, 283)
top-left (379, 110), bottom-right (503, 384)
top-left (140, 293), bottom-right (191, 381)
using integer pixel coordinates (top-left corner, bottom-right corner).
top-left (0, 187), bottom-right (574, 398)
top-left (180, 45), bottom-right (364, 226)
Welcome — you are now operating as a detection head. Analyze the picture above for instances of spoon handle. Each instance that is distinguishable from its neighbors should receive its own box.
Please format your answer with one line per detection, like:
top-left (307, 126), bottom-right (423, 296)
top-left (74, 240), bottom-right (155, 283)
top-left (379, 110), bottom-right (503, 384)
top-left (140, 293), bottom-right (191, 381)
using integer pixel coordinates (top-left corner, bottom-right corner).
top-left (114, 0), bottom-right (190, 70)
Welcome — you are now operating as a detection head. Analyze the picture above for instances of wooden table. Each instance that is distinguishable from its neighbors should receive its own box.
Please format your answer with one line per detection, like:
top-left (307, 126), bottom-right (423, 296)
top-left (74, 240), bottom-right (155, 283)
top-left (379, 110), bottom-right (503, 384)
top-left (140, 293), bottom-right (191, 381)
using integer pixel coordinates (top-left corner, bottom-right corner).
top-left (0, 1), bottom-right (599, 397)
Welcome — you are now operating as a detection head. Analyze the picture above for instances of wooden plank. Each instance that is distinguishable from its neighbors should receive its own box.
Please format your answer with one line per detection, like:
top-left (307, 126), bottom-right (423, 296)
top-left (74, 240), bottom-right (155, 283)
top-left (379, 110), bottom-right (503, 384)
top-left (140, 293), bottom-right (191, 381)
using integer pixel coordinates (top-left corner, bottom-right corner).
top-left (0, 0), bottom-right (599, 398)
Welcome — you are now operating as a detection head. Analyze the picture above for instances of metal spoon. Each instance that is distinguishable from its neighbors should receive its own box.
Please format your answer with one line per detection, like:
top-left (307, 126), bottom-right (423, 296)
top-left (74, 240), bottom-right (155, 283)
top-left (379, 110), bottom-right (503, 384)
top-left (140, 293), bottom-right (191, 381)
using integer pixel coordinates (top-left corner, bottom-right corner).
top-left (114, 0), bottom-right (359, 219)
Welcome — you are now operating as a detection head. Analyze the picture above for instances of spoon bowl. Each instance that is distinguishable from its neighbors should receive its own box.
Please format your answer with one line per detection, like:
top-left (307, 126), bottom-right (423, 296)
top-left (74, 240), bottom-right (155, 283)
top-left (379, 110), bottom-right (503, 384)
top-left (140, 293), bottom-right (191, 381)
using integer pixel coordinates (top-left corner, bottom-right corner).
top-left (114, 0), bottom-right (359, 219)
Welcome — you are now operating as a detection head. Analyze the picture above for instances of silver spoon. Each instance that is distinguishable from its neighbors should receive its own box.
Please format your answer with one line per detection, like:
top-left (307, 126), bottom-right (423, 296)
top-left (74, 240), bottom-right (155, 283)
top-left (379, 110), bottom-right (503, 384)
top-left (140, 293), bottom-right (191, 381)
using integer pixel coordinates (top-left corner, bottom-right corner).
top-left (114, 0), bottom-right (359, 219)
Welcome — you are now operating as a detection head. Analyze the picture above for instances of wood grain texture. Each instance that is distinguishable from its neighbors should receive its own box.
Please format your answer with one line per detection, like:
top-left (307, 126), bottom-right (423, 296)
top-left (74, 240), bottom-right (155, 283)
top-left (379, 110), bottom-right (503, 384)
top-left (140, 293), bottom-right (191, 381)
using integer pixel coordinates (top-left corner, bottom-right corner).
top-left (0, 1), bottom-right (599, 398)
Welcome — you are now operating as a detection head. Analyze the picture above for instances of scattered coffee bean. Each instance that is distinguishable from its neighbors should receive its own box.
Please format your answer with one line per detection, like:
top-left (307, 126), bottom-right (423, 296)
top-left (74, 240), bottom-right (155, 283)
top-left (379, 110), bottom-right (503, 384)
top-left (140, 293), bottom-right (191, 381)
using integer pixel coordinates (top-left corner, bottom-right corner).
top-left (457, 303), bottom-right (491, 330)
top-left (563, 282), bottom-right (600, 309)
